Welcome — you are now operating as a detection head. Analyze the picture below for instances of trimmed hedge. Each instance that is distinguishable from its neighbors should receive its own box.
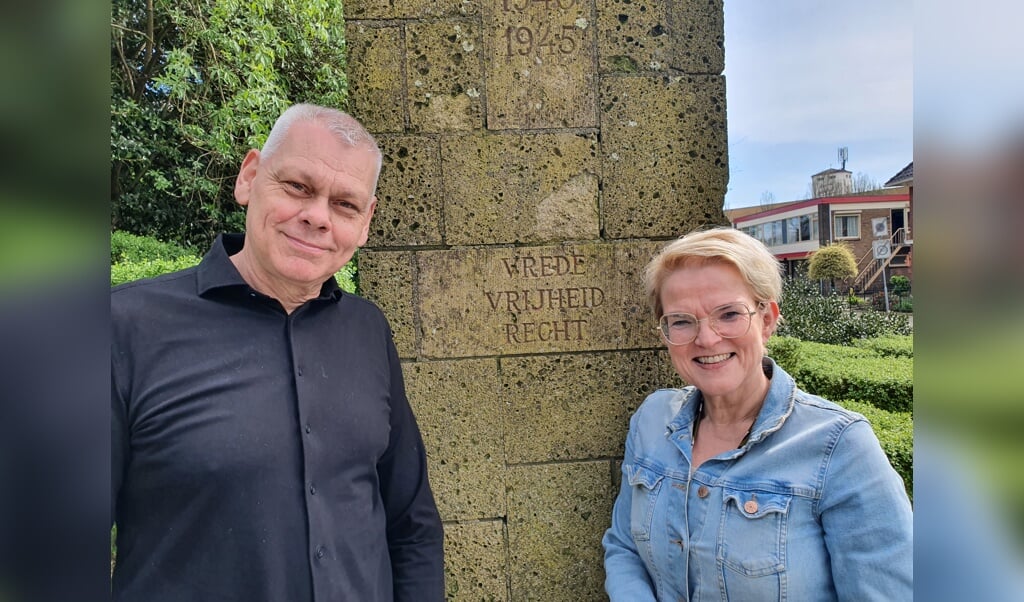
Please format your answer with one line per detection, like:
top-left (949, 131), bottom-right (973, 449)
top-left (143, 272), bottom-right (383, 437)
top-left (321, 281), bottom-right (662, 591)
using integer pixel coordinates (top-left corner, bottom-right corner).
top-left (836, 399), bottom-right (913, 500)
top-left (850, 334), bottom-right (914, 358)
top-left (770, 339), bottom-right (913, 414)
top-left (767, 335), bottom-right (914, 500)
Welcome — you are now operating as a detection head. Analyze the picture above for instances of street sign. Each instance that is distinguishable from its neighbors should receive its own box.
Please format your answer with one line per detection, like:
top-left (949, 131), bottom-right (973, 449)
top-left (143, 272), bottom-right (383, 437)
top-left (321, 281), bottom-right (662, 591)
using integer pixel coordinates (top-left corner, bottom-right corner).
top-left (872, 239), bottom-right (891, 259)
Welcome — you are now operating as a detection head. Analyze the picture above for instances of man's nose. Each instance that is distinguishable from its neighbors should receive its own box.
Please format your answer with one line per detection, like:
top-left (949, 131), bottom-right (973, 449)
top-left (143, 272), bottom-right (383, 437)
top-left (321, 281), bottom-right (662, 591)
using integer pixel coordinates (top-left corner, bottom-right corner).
top-left (301, 198), bottom-right (331, 230)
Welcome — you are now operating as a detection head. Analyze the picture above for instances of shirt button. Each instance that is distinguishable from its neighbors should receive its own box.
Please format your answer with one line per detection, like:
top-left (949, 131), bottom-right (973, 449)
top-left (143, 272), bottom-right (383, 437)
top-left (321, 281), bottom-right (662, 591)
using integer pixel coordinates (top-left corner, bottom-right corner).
top-left (305, 424), bottom-right (312, 434)
top-left (744, 500), bottom-right (759, 514)
top-left (309, 484), bottom-right (316, 495)
top-left (697, 485), bottom-right (709, 498)
top-left (315, 546), bottom-right (325, 559)
top-left (297, 368), bottom-right (303, 376)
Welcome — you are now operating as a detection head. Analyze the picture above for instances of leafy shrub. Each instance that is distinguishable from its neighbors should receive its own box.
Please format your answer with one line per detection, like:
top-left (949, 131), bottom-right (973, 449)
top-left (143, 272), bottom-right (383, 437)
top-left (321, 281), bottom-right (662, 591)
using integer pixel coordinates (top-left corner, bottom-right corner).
top-left (851, 335), bottom-right (914, 358)
top-left (778, 275), bottom-right (912, 344)
top-left (766, 336), bottom-right (802, 373)
top-left (809, 243), bottom-right (858, 284)
top-left (889, 275), bottom-right (911, 296)
top-left (789, 341), bottom-right (912, 413)
top-left (893, 296), bottom-right (913, 313)
top-left (111, 230), bottom-right (197, 264)
top-left (837, 400), bottom-right (913, 500)
top-left (111, 257), bottom-right (203, 286)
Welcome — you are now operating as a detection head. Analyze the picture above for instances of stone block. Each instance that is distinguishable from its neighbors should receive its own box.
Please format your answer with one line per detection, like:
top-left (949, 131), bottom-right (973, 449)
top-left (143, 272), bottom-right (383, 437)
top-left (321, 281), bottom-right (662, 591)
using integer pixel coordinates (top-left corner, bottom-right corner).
top-left (507, 462), bottom-right (614, 601)
top-left (416, 241), bottom-right (664, 357)
top-left (345, 0), bottom-right (480, 19)
top-left (662, 0), bottom-right (724, 73)
top-left (502, 350), bottom-right (680, 463)
top-left (600, 75), bottom-right (729, 239)
top-left (596, 0), bottom-right (723, 74)
top-left (405, 359), bottom-right (505, 521)
top-left (440, 132), bottom-right (599, 245)
top-left (406, 20), bottom-right (485, 132)
top-left (444, 520), bottom-right (508, 601)
top-left (370, 136), bottom-right (444, 246)
top-left (356, 251), bottom-right (416, 358)
top-left (483, 0), bottom-right (597, 128)
top-left (345, 23), bottom-right (405, 133)
top-left (596, 0), bottom-right (671, 74)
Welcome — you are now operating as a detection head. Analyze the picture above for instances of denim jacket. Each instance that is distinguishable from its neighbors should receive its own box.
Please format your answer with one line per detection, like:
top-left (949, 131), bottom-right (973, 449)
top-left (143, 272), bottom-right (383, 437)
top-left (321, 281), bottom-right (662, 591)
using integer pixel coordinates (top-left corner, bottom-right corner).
top-left (603, 359), bottom-right (912, 601)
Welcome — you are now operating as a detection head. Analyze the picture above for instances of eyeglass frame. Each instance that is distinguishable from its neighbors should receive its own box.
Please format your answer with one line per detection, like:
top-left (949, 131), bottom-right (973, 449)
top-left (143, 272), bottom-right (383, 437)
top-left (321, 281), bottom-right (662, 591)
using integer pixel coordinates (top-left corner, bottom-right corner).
top-left (655, 301), bottom-right (768, 346)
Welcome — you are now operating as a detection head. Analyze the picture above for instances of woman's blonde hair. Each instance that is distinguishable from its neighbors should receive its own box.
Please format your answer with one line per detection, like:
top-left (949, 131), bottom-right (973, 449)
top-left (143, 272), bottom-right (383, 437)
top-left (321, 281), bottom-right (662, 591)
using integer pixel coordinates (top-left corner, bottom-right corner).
top-left (643, 227), bottom-right (783, 319)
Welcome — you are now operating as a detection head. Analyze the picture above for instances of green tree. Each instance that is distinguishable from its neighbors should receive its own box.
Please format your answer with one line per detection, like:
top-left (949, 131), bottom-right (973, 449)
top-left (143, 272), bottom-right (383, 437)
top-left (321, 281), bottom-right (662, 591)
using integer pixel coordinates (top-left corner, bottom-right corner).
top-left (808, 243), bottom-right (858, 294)
top-left (111, 0), bottom-right (348, 249)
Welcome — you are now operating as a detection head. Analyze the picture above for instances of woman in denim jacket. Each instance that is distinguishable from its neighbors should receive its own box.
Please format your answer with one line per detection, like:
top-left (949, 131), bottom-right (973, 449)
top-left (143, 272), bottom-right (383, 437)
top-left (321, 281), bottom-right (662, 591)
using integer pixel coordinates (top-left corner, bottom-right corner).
top-left (603, 228), bottom-right (912, 601)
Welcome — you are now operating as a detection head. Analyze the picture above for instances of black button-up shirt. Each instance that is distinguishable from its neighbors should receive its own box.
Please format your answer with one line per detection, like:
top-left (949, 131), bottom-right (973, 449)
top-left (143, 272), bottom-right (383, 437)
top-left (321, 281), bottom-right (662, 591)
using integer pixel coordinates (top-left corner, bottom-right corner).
top-left (111, 234), bottom-right (443, 601)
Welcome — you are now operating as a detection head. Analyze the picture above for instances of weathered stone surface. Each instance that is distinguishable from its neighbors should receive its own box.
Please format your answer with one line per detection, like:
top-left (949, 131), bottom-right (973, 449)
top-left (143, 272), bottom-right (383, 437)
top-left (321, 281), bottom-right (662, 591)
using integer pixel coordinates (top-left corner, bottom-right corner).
top-left (444, 520), bottom-right (508, 601)
top-left (404, 359), bottom-right (505, 521)
top-left (596, 0), bottom-right (723, 74)
top-left (406, 20), bottom-right (485, 132)
top-left (356, 251), bottom-right (416, 358)
top-left (344, 23), bottom-right (405, 133)
top-left (663, 0), bottom-right (725, 73)
top-left (502, 350), bottom-right (681, 463)
top-left (345, 0), bottom-right (480, 19)
top-left (417, 241), bottom-right (663, 357)
top-left (600, 75), bottom-right (729, 238)
top-left (507, 462), bottom-right (613, 601)
top-left (441, 132), bottom-right (599, 245)
top-left (483, 0), bottom-right (597, 128)
top-left (370, 136), bottom-right (444, 246)
top-left (596, 0), bottom-right (671, 74)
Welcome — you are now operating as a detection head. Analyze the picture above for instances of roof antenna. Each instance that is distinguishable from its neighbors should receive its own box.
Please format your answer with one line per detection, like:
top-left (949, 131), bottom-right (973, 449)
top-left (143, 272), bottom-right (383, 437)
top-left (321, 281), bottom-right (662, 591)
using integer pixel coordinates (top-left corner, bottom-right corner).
top-left (838, 146), bottom-right (848, 170)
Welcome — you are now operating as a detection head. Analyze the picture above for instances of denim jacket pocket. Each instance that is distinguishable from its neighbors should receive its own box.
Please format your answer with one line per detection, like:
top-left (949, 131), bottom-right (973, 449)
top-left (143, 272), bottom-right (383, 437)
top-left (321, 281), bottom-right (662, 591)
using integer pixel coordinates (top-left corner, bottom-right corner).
top-left (624, 463), bottom-right (664, 542)
top-left (718, 488), bottom-right (790, 577)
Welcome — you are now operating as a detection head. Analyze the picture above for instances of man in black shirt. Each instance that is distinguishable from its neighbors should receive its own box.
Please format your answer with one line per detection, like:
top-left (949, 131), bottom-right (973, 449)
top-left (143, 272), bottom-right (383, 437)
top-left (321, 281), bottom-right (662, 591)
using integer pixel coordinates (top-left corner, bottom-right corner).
top-left (111, 104), bottom-right (444, 601)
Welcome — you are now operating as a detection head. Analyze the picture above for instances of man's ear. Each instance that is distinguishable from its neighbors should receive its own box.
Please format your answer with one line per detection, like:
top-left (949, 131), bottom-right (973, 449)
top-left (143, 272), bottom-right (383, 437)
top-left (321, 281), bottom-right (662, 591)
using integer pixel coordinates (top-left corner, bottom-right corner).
top-left (233, 149), bottom-right (261, 207)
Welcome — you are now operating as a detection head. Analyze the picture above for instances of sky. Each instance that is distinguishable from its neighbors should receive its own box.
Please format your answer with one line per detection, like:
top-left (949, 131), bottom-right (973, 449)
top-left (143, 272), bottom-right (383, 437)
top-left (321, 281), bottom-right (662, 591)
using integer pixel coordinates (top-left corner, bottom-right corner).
top-left (722, 1), bottom-right (913, 209)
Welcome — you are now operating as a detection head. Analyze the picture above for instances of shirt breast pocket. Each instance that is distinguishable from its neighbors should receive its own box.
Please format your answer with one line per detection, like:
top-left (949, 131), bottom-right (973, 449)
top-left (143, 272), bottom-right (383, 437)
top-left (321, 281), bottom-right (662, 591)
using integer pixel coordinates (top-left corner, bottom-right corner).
top-left (718, 488), bottom-right (790, 578)
top-left (624, 463), bottom-right (665, 543)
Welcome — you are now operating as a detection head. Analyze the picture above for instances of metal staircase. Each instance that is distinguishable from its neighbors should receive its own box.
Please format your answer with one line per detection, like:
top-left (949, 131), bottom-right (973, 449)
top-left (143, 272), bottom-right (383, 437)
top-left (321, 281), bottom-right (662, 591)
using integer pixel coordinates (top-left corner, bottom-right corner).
top-left (851, 228), bottom-right (912, 294)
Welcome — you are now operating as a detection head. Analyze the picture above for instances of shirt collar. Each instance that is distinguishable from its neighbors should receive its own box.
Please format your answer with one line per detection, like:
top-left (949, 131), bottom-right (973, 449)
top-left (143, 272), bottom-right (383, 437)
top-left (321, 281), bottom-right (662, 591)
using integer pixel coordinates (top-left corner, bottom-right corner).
top-left (667, 357), bottom-right (797, 445)
top-left (196, 233), bottom-right (343, 303)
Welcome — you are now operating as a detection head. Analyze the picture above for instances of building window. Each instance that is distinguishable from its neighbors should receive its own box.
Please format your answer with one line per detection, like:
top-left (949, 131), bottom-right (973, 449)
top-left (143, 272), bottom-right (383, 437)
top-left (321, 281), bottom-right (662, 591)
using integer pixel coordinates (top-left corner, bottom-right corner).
top-left (786, 214), bottom-right (818, 243)
top-left (834, 214), bottom-right (860, 239)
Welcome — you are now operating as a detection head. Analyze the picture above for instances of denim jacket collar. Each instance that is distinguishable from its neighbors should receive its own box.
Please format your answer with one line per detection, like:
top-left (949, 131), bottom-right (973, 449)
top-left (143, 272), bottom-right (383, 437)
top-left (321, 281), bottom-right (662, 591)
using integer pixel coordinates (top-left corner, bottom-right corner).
top-left (665, 357), bottom-right (797, 459)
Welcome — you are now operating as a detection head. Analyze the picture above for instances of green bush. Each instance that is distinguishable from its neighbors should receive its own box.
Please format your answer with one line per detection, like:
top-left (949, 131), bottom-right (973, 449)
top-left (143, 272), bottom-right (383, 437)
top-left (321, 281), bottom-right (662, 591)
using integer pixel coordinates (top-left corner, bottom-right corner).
top-left (766, 336), bottom-right (802, 373)
top-left (111, 230), bottom-right (198, 264)
top-left (851, 335), bottom-right (914, 358)
top-left (889, 275), bottom-right (911, 297)
top-left (789, 341), bottom-right (912, 413)
top-left (111, 256), bottom-right (203, 286)
top-left (837, 399), bottom-right (913, 500)
top-left (893, 296), bottom-right (913, 313)
top-left (778, 275), bottom-right (912, 344)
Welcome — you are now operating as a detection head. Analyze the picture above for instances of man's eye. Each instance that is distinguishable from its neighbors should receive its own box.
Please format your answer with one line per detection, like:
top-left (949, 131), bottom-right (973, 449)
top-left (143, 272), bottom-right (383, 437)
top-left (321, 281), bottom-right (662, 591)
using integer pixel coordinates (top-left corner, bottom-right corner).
top-left (286, 181), bottom-right (307, 193)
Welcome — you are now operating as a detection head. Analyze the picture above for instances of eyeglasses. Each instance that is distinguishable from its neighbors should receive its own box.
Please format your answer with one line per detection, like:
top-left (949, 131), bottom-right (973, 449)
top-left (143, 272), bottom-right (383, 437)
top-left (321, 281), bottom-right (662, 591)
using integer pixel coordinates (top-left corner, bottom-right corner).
top-left (657, 302), bottom-right (765, 346)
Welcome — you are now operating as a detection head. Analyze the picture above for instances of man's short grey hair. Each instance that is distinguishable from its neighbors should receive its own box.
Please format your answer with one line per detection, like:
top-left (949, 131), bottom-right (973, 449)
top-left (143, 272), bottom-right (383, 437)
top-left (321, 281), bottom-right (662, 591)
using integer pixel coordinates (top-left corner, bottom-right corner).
top-left (260, 103), bottom-right (384, 196)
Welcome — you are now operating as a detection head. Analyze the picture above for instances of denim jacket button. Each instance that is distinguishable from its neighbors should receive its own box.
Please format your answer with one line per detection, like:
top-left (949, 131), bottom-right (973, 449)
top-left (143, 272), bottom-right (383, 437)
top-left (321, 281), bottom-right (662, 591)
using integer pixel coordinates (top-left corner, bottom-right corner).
top-left (697, 485), bottom-right (709, 498)
top-left (744, 499), bottom-right (759, 513)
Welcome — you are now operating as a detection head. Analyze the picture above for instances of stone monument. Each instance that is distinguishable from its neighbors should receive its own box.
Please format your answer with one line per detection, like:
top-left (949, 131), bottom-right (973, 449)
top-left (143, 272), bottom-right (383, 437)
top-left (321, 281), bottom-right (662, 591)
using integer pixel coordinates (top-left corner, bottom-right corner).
top-left (345, 0), bottom-right (727, 598)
